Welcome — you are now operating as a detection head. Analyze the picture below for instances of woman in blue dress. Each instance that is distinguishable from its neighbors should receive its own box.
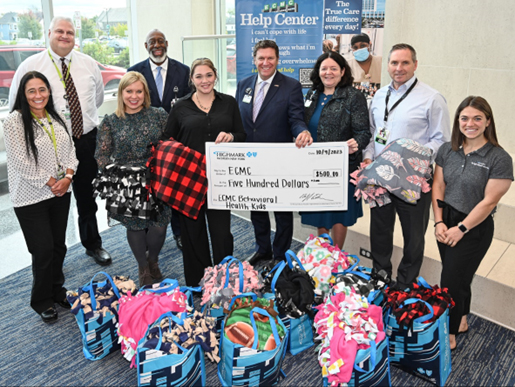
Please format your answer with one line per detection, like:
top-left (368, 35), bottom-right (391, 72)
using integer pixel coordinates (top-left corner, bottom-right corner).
top-left (95, 72), bottom-right (172, 286)
top-left (302, 52), bottom-right (371, 249)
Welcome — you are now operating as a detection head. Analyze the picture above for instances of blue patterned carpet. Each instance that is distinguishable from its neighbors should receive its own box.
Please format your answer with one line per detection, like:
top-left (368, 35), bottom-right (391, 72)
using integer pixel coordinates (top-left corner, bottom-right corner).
top-left (0, 214), bottom-right (514, 386)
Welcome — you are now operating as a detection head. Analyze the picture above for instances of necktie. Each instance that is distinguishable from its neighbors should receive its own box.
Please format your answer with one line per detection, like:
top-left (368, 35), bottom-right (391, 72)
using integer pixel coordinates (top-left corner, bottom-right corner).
top-left (156, 66), bottom-right (163, 101)
top-left (61, 58), bottom-right (83, 138)
top-left (252, 81), bottom-right (267, 122)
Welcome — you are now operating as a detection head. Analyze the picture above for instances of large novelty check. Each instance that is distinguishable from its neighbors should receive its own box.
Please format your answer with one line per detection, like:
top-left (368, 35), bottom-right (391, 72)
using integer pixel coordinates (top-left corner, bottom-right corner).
top-left (205, 142), bottom-right (348, 212)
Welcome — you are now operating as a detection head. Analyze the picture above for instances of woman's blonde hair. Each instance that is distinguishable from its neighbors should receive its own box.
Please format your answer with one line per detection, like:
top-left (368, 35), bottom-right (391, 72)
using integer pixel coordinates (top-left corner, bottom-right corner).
top-left (115, 71), bottom-right (151, 118)
top-left (189, 57), bottom-right (218, 91)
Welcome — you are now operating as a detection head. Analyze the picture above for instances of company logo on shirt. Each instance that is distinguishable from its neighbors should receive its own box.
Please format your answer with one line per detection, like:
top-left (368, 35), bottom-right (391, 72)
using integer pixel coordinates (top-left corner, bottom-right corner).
top-left (471, 161), bottom-right (489, 170)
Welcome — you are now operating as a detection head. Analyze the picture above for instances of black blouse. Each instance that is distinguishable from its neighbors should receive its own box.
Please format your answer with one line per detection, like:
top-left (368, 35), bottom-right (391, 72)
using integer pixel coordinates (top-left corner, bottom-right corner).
top-left (162, 90), bottom-right (246, 154)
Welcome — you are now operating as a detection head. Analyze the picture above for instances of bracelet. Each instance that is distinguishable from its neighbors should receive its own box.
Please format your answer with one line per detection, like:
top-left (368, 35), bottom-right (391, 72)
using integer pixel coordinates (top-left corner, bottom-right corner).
top-left (434, 221), bottom-right (444, 227)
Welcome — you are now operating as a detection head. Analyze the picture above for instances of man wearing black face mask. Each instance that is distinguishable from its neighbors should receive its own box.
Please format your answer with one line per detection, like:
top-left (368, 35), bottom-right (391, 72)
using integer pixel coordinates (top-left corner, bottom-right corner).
top-left (128, 29), bottom-right (190, 250)
top-left (347, 33), bottom-right (382, 85)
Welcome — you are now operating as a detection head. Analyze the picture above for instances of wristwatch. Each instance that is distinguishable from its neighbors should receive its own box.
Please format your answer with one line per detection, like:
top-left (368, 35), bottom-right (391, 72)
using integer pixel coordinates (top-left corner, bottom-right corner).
top-left (64, 173), bottom-right (74, 182)
top-left (457, 222), bottom-right (469, 234)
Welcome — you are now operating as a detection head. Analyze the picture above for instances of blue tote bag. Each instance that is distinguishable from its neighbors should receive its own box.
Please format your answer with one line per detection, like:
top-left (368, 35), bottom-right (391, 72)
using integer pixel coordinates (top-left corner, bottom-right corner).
top-left (270, 251), bottom-right (315, 355)
top-left (136, 311), bottom-right (205, 387)
top-left (218, 307), bottom-right (289, 386)
top-left (323, 338), bottom-right (391, 387)
top-left (386, 298), bottom-right (452, 386)
top-left (202, 256), bottom-right (244, 333)
top-left (68, 271), bottom-right (122, 361)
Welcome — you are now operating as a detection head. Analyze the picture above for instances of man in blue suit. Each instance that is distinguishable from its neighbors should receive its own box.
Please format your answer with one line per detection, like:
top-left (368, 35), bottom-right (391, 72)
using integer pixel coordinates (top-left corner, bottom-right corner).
top-left (128, 29), bottom-right (190, 249)
top-left (236, 39), bottom-right (312, 265)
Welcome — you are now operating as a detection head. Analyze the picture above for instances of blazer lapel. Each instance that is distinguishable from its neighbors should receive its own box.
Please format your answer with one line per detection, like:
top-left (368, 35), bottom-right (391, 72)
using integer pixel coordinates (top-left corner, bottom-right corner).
top-left (144, 59), bottom-right (160, 102)
top-left (242, 75), bottom-right (258, 119)
top-left (162, 58), bottom-right (174, 103)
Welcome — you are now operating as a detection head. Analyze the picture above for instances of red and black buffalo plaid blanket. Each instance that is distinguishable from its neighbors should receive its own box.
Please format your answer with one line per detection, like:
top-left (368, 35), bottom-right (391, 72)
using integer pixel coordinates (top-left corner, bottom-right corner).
top-left (384, 282), bottom-right (455, 327)
top-left (146, 139), bottom-right (208, 220)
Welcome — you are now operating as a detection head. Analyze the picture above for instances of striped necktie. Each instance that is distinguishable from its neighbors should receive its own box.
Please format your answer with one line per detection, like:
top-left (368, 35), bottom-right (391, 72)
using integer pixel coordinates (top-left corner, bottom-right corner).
top-left (61, 58), bottom-right (83, 138)
top-left (252, 81), bottom-right (267, 122)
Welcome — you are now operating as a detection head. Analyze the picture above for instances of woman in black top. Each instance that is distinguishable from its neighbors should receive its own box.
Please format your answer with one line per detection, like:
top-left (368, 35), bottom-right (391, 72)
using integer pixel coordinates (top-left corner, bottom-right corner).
top-left (162, 58), bottom-right (246, 286)
top-left (432, 96), bottom-right (513, 350)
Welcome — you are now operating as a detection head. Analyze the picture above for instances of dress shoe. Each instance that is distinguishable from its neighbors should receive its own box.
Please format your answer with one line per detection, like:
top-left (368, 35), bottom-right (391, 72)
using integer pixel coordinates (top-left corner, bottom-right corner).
top-left (174, 235), bottom-right (183, 250)
top-left (56, 297), bottom-right (71, 309)
top-left (40, 306), bottom-right (58, 323)
top-left (86, 247), bottom-right (112, 266)
top-left (248, 251), bottom-right (273, 266)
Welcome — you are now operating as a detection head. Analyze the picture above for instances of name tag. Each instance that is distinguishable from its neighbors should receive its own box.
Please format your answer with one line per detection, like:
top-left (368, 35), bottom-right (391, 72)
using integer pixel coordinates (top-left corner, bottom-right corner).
top-left (375, 126), bottom-right (389, 145)
top-left (305, 99), bottom-right (312, 107)
top-left (242, 94), bottom-right (252, 104)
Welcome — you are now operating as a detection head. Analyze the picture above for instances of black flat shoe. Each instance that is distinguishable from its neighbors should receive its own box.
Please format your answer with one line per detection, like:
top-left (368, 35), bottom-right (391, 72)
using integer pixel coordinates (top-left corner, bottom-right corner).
top-left (86, 247), bottom-right (112, 266)
top-left (40, 306), bottom-right (58, 323)
top-left (56, 298), bottom-right (71, 309)
top-left (457, 328), bottom-right (469, 336)
top-left (248, 251), bottom-right (273, 266)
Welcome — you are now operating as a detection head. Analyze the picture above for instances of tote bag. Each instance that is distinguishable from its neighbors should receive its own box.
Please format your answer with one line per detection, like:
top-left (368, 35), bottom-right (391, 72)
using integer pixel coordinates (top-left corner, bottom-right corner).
top-left (68, 271), bottom-right (122, 361)
top-left (323, 338), bottom-right (391, 387)
top-left (136, 311), bottom-right (205, 386)
top-left (386, 298), bottom-right (452, 386)
top-left (269, 252), bottom-right (315, 355)
top-left (218, 306), bottom-right (289, 386)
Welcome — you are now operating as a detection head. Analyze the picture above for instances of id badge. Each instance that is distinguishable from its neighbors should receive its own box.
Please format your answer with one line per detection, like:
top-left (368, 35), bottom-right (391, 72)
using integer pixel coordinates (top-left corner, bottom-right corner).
top-left (57, 165), bottom-right (65, 180)
top-left (375, 126), bottom-right (389, 145)
top-left (242, 94), bottom-right (252, 104)
top-left (305, 99), bottom-right (312, 107)
top-left (61, 105), bottom-right (72, 128)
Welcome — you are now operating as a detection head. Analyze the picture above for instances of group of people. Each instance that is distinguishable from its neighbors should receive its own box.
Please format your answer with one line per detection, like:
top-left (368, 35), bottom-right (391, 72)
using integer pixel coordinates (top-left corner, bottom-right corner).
top-left (4, 16), bottom-right (513, 355)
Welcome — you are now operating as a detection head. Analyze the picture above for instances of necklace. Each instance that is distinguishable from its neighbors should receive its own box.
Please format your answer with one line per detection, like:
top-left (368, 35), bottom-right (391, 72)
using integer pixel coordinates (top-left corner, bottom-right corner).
top-left (195, 92), bottom-right (214, 111)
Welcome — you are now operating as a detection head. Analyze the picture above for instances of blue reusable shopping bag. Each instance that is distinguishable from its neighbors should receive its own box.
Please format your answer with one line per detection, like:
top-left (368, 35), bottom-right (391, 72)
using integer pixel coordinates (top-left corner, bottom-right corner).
top-left (386, 298), bottom-right (452, 386)
top-left (202, 256), bottom-right (244, 333)
top-left (323, 338), bottom-right (391, 387)
top-left (269, 251), bottom-right (315, 355)
top-left (136, 311), bottom-right (205, 387)
top-left (218, 307), bottom-right (289, 386)
top-left (68, 271), bottom-right (122, 361)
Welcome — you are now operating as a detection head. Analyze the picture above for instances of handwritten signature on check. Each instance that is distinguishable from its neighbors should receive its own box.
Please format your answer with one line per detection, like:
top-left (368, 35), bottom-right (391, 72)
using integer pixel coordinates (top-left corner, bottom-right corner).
top-left (299, 193), bottom-right (334, 202)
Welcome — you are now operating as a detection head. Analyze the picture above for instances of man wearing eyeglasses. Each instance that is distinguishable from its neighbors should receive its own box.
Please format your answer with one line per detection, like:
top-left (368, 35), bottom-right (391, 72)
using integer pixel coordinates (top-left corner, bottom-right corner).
top-left (128, 29), bottom-right (190, 250)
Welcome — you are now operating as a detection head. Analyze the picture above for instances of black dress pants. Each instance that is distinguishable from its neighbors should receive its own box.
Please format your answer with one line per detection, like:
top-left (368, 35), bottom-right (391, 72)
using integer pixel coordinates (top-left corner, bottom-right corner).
top-left (370, 190), bottom-right (432, 288)
top-left (14, 194), bottom-right (71, 314)
top-left (439, 211), bottom-right (493, 334)
top-left (250, 211), bottom-right (293, 260)
top-left (72, 129), bottom-right (102, 251)
top-left (178, 204), bottom-right (233, 286)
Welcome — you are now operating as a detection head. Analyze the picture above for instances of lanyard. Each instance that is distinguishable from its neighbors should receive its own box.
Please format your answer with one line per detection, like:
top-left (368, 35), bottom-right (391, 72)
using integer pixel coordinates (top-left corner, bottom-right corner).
top-left (47, 49), bottom-right (71, 91)
top-left (31, 110), bottom-right (60, 162)
top-left (383, 78), bottom-right (418, 122)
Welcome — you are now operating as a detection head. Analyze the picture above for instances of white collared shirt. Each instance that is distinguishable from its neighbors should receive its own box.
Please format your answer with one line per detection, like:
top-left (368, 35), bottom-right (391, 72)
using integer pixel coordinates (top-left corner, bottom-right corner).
top-left (364, 76), bottom-right (451, 163)
top-left (149, 58), bottom-right (169, 97)
top-left (8, 48), bottom-right (104, 136)
top-left (3, 111), bottom-right (79, 207)
top-left (254, 71), bottom-right (277, 103)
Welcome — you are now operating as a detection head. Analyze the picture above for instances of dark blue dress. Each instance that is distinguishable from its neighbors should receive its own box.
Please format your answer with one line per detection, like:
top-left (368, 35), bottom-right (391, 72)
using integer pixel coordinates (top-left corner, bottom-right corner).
top-left (301, 93), bottom-right (363, 228)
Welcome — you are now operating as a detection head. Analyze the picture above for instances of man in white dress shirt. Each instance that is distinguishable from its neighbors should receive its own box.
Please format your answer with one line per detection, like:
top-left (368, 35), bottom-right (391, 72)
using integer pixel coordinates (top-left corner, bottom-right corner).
top-left (9, 16), bottom-right (112, 266)
top-left (363, 43), bottom-right (450, 289)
